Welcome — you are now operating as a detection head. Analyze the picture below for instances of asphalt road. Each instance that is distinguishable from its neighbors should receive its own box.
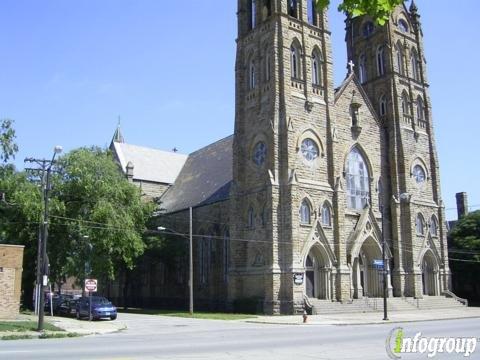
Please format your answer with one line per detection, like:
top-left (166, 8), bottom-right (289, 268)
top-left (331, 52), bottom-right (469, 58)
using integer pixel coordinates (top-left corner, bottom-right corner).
top-left (0, 314), bottom-right (479, 360)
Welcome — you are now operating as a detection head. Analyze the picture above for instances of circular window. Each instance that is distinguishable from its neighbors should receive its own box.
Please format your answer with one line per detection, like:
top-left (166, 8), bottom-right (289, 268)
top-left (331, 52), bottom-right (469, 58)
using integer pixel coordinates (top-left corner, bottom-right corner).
top-left (301, 138), bottom-right (319, 162)
top-left (412, 165), bottom-right (426, 184)
top-left (362, 21), bottom-right (375, 37)
top-left (399, 19), bottom-right (409, 33)
top-left (253, 142), bottom-right (267, 166)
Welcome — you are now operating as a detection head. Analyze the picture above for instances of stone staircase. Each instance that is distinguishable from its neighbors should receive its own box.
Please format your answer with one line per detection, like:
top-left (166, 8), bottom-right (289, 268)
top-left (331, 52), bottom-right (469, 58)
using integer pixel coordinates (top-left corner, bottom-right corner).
top-left (308, 296), bottom-right (467, 315)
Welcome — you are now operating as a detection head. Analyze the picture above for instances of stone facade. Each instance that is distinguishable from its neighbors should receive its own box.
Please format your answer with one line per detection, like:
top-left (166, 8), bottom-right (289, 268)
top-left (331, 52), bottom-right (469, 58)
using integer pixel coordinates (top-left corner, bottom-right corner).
top-left (0, 244), bottom-right (24, 319)
top-left (228, 0), bottom-right (449, 314)
top-left (111, 1), bottom-right (450, 315)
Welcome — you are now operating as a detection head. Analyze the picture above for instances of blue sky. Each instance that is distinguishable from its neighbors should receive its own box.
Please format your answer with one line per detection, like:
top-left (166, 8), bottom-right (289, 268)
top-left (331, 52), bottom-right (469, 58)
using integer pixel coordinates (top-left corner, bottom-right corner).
top-left (0, 0), bottom-right (478, 219)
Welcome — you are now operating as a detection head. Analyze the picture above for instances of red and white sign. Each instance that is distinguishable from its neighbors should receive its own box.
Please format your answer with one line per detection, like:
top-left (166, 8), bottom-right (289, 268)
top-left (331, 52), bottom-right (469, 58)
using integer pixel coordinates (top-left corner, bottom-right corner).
top-left (84, 279), bottom-right (97, 292)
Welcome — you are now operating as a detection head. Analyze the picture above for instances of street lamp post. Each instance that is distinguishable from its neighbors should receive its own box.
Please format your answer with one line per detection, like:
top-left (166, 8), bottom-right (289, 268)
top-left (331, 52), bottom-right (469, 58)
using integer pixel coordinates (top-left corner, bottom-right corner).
top-left (380, 204), bottom-right (388, 321)
top-left (158, 206), bottom-right (193, 315)
top-left (36, 145), bottom-right (63, 331)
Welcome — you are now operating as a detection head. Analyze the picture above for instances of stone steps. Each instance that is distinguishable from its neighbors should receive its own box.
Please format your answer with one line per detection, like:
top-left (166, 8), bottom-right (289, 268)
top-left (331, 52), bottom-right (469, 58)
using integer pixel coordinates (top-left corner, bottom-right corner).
top-left (308, 296), bottom-right (467, 315)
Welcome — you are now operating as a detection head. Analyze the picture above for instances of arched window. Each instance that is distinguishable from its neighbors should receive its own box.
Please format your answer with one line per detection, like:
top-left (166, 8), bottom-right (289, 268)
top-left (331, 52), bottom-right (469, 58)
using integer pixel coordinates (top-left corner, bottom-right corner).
top-left (301, 138), bottom-right (319, 162)
top-left (291, 44), bottom-right (301, 79)
top-left (416, 96), bottom-right (424, 120)
top-left (411, 49), bottom-right (420, 81)
top-left (416, 214), bottom-right (425, 235)
top-left (311, 50), bottom-right (322, 86)
top-left (346, 148), bottom-right (370, 210)
top-left (247, 206), bottom-right (255, 228)
top-left (401, 91), bottom-right (410, 115)
top-left (288, 0), bottom-right (298, 18)
top-left (250, 0), bottom-right (257, 29)
top-left (200, 235), bottom-right (211, 284)
top-left (249, 59), bottom-right (256, 90)
top-left (430, 216), bottom-right (438, 237)
top-left (307, 0), bottom-right (317, 26)
top-left (265, 53), bottom-right (271, 82)
top-left (376, 46), bottom-right (386, 76)
top-left (396, 44), bottom-right (404, 75)
top-left (358, 54), bottom-right (367, 84)
top-left (299, 199), bottom-right (311, 224)
top-left (321, 202), bottom-right (332, 227)
top-left (261, 0), bottom-right (272, 20)
top-left (379, 95), bottom-right (387, 117)
top-left (399, 19), bottom-right (409, 33)
top-left (363, 21), bottom-right (375, 37)
top-left (223, 230), bottom-right (230, 282)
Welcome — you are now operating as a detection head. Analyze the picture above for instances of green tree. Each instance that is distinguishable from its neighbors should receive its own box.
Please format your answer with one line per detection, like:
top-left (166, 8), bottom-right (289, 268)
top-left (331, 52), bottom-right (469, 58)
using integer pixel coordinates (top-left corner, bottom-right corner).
top-left (316, 0), bottom-right (405, 25)
top-left (449, 211), bottom-right (480, 302)
top-left (0, 119), bottom-right (19, 163)
top-left (49, 147), bottom-right (155, 290)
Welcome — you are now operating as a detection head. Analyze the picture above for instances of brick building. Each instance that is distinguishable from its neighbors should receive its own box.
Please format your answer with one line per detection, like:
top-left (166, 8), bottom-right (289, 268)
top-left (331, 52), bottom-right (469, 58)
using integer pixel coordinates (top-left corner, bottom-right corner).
top-left (109, 1), bottom-right (451, 314)
top-left (0, 244), bottom-right (24, 319)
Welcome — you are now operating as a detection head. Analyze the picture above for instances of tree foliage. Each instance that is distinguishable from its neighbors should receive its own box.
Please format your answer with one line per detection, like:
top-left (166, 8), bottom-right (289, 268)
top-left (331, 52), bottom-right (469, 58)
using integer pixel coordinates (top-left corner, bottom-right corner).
top-left (0, 119), bottom-right (19, 164)
top-left (316, 0), bottom-right (405, 25)
top-left (1, 145), bottom-right (155, 304)
top-left (449, 211), bottom-right (480, 302)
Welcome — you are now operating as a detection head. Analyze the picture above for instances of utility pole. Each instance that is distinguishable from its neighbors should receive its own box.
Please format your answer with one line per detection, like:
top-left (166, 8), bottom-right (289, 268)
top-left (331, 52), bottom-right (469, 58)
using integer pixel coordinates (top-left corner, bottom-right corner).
top-left (189, 207), bottom-right (193, 316)
top-left (25, 145), bottom-right (63, 331)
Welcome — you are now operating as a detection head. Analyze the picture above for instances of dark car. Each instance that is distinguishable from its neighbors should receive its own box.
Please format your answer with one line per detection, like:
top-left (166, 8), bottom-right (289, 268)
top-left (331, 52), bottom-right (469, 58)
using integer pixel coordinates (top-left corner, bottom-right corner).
top-left (76, 296), bottom-right (117, 321)
top-left (45, 294), bottom-right (74, 315)
top-left (58, 299), bottom-right (78, 317)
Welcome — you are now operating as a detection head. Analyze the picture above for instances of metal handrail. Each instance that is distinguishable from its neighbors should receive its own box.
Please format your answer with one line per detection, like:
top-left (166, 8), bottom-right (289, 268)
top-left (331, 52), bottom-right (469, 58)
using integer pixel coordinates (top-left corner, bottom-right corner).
top-left (442, 290), bottom-right (469, 307)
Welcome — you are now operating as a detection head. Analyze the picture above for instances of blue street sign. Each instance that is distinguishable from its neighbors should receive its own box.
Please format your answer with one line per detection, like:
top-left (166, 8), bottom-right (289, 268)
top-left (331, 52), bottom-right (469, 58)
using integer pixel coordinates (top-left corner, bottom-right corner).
top-left (373, 259), bottom-right (384, 266)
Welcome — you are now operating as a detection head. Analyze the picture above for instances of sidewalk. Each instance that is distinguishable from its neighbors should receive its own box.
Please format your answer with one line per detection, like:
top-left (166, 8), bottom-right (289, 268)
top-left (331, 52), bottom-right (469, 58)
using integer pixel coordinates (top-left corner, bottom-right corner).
top-left (0, 314), bottom-right (127, 338)
top-left (246, 307), bottom-right (480, 326)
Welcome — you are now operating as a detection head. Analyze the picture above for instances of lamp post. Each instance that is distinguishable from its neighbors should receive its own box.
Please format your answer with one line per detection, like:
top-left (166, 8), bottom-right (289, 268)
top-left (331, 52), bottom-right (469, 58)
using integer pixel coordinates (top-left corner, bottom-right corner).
top-left (158, 207), bottom-right (193, 315)
top-left (380, 203), bottom-right (388, 321)
top-left (37, 145), bottom-right (63, 331)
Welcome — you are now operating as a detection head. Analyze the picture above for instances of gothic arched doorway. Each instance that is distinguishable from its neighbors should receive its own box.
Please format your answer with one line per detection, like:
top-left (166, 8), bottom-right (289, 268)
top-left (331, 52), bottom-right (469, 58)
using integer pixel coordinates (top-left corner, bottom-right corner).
top-left (353, 237), bottom-right (383, 298)
top-left (421, 250), bottom-right (439, 296)
top-left (305, 245), bottom-right (332, 300)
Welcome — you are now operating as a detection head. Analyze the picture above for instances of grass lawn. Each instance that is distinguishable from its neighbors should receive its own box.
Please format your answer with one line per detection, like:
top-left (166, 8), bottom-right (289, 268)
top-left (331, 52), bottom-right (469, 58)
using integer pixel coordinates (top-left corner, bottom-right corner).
top-left (0, 321), bottom-right (63, 333)
top-left (118, 308), bottom-right (257, 320)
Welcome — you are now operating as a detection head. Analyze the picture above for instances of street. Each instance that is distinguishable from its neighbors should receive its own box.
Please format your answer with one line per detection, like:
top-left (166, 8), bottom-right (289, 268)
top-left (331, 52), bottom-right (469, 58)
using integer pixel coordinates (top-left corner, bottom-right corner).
top-left (0, 314), bottom-right (479, 359)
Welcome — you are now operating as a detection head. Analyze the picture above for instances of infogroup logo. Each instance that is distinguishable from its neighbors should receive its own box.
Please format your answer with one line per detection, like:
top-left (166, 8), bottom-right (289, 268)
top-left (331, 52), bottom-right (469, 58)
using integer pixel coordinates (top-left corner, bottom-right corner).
top-left (386, 327), bottom-right (478, 359)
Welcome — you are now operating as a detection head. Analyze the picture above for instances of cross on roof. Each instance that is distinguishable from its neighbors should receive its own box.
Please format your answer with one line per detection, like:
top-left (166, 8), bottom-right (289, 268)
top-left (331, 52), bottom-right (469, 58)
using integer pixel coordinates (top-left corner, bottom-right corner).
top-left (348, 60), bottom-right (355, 74)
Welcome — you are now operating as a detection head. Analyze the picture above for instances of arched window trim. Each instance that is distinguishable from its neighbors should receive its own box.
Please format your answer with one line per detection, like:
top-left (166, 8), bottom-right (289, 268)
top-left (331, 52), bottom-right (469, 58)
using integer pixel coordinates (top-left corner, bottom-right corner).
top-left (346, 147), bottom-right (371, 210)
top-left (416, 213), bottom-right (425, 236)
top-left (416, 96), bottom-right (425, 120)
top-left (288, 0), bottom-right (298, 18)
top-left (430, 215), bottom-right (439, 237)
top-left (249, 59), bottom-right (256, 90)
top-left (307, 0), bottom-right (318, 26)
top-left (247, 206), bottom-right (255, 229)
top-left (321, 202), bottom-right (332, 227)
top-left (291, 43), bottom-right (302, 80)
top-left (379, 94), bottom-right (387, 117)
top-left (376, 46), bottom-right (386, 76)
top-left (311, 50), bottom-right (322, 86)
top-left (223, 229), bottom-right (230, 282)
top-left (411, 49), bottom-right (420, 81)
top-left (358, 54), bottom-right (367, 84)
top-left (401, 91), bottom-right (410, 116)
top-left (299, 199), bottom-right (312, 225)
top-left (396, 43), bottom-right (404, 75)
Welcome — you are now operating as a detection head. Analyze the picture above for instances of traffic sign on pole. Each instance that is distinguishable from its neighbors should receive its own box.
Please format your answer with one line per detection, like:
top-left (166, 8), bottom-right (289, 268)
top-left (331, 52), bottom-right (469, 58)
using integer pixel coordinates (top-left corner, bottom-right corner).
top-left (84, 279), bottom-right (97, 292)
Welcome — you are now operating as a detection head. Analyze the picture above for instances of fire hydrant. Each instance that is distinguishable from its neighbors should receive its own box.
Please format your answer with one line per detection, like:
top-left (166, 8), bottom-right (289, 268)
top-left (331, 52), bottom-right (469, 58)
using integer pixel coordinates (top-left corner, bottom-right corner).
top-left (303, 310), bottom-right (308, 323)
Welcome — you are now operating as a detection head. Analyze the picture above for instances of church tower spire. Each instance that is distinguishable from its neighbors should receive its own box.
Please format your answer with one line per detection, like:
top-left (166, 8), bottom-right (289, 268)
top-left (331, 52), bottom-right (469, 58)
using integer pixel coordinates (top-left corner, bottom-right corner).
top-left (346, 3), bottom-right (450, 299)
top-left (111, 117), bottom-right (125, 144)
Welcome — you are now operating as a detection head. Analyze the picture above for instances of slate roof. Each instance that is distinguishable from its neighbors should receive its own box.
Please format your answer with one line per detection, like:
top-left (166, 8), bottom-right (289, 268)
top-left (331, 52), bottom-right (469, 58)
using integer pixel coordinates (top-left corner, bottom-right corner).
top-left (160, 135), bottom-right (233, 213)
top-left (113, 142), bottom-right (188, 184)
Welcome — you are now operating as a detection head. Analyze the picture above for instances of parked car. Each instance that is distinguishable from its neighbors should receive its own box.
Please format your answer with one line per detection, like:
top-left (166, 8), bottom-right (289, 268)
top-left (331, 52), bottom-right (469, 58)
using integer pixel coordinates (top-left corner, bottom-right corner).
top-left (58, 299), bottom-right (78, 317)
top-left (45, 294), bottom-right (74, 314)
top-left (76, 296), bottom-right (117, 320)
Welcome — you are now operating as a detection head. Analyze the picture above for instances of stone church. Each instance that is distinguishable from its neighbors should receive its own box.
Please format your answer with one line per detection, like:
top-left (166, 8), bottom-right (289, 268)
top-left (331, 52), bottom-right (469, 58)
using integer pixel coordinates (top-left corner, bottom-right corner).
top-left (109, 0), bottom-right (451, 314)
